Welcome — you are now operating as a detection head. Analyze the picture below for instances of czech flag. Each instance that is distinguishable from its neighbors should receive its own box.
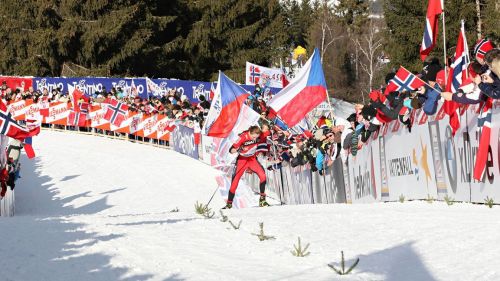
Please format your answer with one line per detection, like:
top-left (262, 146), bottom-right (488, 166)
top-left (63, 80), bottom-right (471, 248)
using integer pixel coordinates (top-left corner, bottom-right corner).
top-left (23, 137), bottom-right (36, 159)
top-left (267, 48), bottom-right (327, 127)
top-left (204, 71), bottom-right (250, 138)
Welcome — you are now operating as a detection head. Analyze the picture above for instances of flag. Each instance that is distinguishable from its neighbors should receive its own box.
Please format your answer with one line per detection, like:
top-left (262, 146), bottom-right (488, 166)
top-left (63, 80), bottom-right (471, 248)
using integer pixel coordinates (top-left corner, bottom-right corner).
top-left (473, 98), bottom-right (493, 181)
top-left (444, 20), bottom-right (470, 135)
top-left (79, 101), bottom-right (89, 114)
top-left (267, 48), bottom-right (327, 127)
top-left (130, 79), bottom-right (139, 97)
top-left (420, 0), bottom-right (444, 61)
top-left (146, 77), bottom-right (164, 97)
top-left (68, 84), bottom-right (84, 112)
top-left (25, 119), bottom-right (41, 137)
top-left (23, 137), bottom-right (35, 159)
top-left (67, 111), bottom-right (87, 127)
top-left (280, 58), bottom-right (290, 88)
top-left (0, 100), bottom-right (39, 141)
top-left (209, 82), bottom-right (216, 100)
top-left (104, 99), bottom-right (129, 127)
top-left (203, 71), bottom-right (250, 138)
top-left (448, 20), bottom-right (470, 93)
top-left (384, 66), bottom-right (426, 95)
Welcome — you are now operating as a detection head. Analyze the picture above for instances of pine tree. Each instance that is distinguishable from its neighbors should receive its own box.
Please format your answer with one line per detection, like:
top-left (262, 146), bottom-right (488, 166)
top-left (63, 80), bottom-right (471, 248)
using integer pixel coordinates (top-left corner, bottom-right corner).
top-left (184, 0), bottom-right (289, 81)
top-left (482, 0), bottom-right (500, 42)
top-left (383, 0), bottom-right (427, 71)
top-left (335, 0), bottom-right (369, 35)
top-left (383, 0), bottom-right (477, 72)
top-left (0, 0), bottom-right (193, 78)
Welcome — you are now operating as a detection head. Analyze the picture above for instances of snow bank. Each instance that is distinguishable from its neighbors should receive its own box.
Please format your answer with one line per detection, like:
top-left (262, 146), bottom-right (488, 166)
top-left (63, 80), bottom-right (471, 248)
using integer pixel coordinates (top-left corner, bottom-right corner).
top-left (1, 130), bottom-right (499, 281)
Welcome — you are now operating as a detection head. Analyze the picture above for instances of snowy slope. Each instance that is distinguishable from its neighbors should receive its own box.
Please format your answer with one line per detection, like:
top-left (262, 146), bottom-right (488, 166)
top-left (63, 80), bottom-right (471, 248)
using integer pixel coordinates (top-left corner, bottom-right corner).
top-left (1, 130), bottom-right (500, 281)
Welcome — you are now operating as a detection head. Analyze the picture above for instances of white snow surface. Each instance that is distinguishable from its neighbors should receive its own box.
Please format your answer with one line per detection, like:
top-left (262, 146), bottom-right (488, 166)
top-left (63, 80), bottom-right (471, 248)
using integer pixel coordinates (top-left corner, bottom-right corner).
top-left (1, 130), bottom-right (500, 281)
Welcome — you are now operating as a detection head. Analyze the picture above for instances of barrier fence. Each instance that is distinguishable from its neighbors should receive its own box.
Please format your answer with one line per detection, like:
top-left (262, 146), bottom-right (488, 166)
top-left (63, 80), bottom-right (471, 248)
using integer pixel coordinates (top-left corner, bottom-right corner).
top-left (220, 101), bottom-right (500, 205)
top-left (9, 97), bottom-right (500, 207)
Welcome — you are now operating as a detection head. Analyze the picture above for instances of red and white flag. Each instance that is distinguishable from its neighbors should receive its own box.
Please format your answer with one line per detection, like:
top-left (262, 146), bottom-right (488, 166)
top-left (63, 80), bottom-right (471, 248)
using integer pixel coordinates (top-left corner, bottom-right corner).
top-left (267, 48), bottom-right (327, 127)
top-left (45, 102), bottom-right (70, 124)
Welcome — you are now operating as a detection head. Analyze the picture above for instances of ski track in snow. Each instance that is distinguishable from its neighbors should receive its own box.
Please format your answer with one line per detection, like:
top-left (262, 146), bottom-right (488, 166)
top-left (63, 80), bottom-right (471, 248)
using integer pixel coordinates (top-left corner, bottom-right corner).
top-left (1, 130), bottom-right (500, 281)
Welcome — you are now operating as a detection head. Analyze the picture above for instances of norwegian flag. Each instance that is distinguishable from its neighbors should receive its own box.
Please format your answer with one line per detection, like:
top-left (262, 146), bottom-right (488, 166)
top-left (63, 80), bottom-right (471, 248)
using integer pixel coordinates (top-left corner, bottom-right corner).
top-left (448, 20), bottom-right (470, 93)
top-left (473, 98), bottom-right (493, 181)
top-left (67, 111), bottom-right (87, 127)
top-left (0, 99), bottom-right (39, 141)
top-left (444, 20), bottom-right (470, 135)
top-left (249, 65), bottom-right (261, 84)
top-left (384, 66), bottom-right (426, 95)
top-left (420, 0), bottom-right (444, 61)
top-left (79, 101), bottom-right (89, 114)
top-left (104, 99), bottom-right (129, 127)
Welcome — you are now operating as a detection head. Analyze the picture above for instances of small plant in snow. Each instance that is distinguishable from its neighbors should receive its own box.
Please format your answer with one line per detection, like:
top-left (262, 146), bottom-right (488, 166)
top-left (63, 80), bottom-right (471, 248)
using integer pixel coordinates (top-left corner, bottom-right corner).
top-left (291, 237), bottom-right (310, 257)
top-left (328, 251), bottom-right (360, 275)
top-left (444, 195), bottom-right (454, 206)
top-left (399, 194), bottom-right (405, 203)
top-left (228, 219), bottom-right (242, 230)
top-left (170, 207), bottom-right (179, 213)
top-left (219, 210), bottom-right (228, 222)
top-left (194, 201), bottom-right (214, 218)
top-left (485, 196), bottom-right (494, 208)
top-left (252, 222), bottom-right (275, 241)
top-left (426, 194), bottom-right (434, 204)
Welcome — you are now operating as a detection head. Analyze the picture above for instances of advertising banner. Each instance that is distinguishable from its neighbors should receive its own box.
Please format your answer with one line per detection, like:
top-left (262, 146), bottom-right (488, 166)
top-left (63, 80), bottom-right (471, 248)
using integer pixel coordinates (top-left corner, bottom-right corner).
top-left (245, 62), bottom-right (285, 88)
top-left (33, 77), bottom-right (148, 99)
top-left (171, 125), bottom-right (199, 160)
top-left (383, 121), bottom-right (438, 201)
top-left (347, 141), bottom-right (381, 203)
top-left (324, 158), bottom-right (347, 203)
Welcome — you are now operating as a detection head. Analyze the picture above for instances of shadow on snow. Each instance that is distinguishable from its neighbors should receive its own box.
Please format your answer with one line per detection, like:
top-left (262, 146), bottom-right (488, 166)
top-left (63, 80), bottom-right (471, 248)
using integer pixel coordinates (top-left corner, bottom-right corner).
top-left (0, 156), bottom-right (184, 281)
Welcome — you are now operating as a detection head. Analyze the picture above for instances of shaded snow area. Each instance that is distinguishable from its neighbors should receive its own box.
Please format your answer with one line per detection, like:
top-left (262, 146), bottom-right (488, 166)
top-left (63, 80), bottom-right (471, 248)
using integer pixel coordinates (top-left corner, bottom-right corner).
top-left (1, 130), bottom-right (500, 281)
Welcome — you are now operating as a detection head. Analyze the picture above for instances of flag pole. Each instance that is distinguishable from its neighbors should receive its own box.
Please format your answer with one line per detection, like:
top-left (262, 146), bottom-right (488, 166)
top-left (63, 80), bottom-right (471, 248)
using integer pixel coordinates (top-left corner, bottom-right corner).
top-left (462, 19), bottom-right (470, 79)
top-left (325, 90), bottom-right (336, 120)
top-left (442, 9), bottom-right (448, 85)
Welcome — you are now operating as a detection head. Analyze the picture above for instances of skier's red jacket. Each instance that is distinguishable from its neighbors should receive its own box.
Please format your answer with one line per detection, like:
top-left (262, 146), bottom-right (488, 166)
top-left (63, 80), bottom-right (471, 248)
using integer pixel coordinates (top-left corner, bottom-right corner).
top-left (231, 130), bottom-right (270, 158)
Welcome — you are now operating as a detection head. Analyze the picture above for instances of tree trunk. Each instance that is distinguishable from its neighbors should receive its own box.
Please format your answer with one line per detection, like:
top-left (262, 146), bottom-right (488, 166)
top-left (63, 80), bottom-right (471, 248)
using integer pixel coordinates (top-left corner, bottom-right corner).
top-left (476, 0), bottom-right (482, 39)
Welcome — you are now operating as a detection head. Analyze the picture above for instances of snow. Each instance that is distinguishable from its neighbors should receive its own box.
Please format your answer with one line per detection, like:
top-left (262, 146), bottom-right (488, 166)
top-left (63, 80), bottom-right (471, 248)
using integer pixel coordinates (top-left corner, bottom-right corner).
top-left (1, 130), bottom-right (500, 281)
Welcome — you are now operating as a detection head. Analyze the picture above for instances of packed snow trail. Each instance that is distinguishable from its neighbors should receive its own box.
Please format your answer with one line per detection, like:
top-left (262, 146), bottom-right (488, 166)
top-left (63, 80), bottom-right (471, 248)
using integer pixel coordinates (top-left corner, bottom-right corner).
top-left (1, 130), bottom-right (500, 281)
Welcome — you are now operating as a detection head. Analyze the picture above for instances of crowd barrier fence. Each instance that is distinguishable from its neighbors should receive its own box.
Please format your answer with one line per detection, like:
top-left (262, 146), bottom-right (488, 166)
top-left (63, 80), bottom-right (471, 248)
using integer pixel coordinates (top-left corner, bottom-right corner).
top-left (7, 99), bottom-right (500, 210)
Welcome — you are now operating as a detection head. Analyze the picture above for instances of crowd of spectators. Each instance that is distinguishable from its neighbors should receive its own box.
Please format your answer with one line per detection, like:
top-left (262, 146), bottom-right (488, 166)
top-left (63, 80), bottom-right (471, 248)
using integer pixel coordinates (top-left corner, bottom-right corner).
top-left (1, 39), bottom-right (499, 177)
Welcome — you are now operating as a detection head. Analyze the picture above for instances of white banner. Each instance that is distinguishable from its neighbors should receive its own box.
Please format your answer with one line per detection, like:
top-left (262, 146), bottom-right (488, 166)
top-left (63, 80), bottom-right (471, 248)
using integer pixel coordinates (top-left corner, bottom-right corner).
top-left (245, 62), bottom-right (284, 88)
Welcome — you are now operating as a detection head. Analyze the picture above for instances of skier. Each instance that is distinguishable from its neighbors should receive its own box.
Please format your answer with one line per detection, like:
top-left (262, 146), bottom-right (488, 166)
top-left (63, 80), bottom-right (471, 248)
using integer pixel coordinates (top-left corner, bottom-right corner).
top-left (223, 125), bottom-right (270, 209)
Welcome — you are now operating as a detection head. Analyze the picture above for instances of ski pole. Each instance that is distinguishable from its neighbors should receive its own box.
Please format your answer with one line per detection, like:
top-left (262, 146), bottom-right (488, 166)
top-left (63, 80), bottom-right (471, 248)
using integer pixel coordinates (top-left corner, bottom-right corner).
top-left (205, 185), bottom-right (219, 207)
